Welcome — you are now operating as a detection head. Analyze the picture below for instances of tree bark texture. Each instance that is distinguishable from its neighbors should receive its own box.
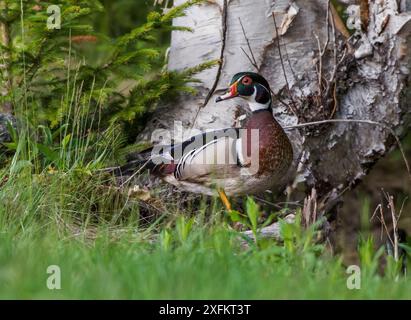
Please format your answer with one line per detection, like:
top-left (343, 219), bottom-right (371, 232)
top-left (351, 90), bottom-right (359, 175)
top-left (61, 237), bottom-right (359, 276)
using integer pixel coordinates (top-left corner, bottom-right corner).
top-left (139, 0), bottom-right (411, 211)
top-left (0, 0), bottom-right (12, 113)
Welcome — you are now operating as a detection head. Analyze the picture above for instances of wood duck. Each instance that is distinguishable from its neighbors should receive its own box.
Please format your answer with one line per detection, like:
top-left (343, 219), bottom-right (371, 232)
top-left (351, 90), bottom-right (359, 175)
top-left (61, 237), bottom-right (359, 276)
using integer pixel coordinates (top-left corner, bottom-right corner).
top-left (116, 72), bottom-right (293, 209)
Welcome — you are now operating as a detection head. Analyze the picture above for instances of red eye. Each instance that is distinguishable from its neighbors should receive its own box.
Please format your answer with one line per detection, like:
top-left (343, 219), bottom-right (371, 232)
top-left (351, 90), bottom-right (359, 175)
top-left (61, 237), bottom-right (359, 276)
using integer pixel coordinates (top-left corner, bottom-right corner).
top-left (242, 76), bottom-right (252, 85)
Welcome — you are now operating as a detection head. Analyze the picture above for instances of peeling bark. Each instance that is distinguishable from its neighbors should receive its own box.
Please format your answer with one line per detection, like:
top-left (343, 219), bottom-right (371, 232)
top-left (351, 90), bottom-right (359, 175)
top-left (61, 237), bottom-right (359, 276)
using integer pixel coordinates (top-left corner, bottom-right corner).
top-left (139, 0), bottom-right (411, 214)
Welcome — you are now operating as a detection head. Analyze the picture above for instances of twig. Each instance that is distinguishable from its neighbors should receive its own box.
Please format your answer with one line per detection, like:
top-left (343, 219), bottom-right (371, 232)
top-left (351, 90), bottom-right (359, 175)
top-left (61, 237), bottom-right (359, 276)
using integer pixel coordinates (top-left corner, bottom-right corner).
top-left (371, 203), bottom-right (393, 246)
top-left (271, 12), bottom-right (298, 116)
top-left (371, 191), bottom-right (406, 267)
top-left (253, 196), bottom-right (301, 210)
top-left (284, 119), bottom-right (411, 182)
top-left (383, 191), bottom-right (399, 262)
top-left (282, 39), bottom-right (302, 98)
top-left (239, 18), bottom-right (258, 70)
top-left (325, 1), bottom-right (338, 102)
top-left (238, 14), bottom-right (297, 116)
top-left (253, 196), bottom-right (283, 210)
top-left (313, 32), bottom-right (325, 97)
top-left (313, 1), bottom-right (339, 108)
top-left (240, 47), bottom-right (258, 71)
top-left (302, 188), bottom-right (318, 228)
top-left (330, 83), bottom-right (338, 119)
top-left (321, 0), bottom-right (331, 57)
top-left (119, 160), bottom-right (150, 188)
top-left (191, 0), bottom-right (228, 129)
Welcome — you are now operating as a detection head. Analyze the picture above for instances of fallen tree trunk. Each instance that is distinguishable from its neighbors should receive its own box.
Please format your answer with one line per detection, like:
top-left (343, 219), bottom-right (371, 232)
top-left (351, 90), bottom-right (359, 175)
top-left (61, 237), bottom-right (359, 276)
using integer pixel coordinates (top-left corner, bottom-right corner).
top-left (139, 0), bottom-right (411, 216)
top-left (240, 214), bottom-right (296, 249)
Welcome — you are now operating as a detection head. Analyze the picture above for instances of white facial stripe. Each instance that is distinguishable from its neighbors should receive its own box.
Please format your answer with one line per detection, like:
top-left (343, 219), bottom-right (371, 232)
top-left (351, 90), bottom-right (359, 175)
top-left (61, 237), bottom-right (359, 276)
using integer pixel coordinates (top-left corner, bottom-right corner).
top-left (229, 75), bottom-right (246, 87)
top-left (236, 138), bottom-right (246, 166)
top-left (259, 82), bottom-right (270, 94)
top-left (247, 86), bottom-right (270, 112)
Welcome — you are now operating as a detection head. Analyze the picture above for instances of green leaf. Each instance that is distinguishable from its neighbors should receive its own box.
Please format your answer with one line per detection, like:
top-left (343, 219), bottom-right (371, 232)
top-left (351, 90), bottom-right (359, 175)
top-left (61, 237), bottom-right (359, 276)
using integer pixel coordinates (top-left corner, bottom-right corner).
top-left (36, 144), bottom-right (59, 163)
top-left (6, 121), bottom-right (18, 143)
top-left (228, 210), bottom-right (248, 226)
top-left (2, 142), bottom-right (17, 151)
top-left (38, 125), bottom-right (53, 145)
top-left (160, 229), bottom-right (173, 251)
top-left (399, 243), bottom-right (411, 255)
top-left (61, 134), bottom-right (72, 149)
top-left (246, 197), bottom-right (259, 233)
top-left (51, 124), bottom-right (69, 141)
top-left (176, 216), bottom-right (194, 243)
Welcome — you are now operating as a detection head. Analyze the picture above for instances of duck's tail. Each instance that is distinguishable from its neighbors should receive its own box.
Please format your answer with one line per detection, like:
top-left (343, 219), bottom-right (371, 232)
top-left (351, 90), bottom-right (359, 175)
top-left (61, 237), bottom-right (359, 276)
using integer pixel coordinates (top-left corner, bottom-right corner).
top-left (102, 148), bottom-right (176, 177)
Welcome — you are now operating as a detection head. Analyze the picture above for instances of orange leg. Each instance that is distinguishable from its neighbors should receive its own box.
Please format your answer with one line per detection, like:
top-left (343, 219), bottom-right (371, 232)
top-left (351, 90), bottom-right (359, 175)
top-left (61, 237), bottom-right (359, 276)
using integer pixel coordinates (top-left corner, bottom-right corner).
top-left (218, 188), bottom-right (232, 211)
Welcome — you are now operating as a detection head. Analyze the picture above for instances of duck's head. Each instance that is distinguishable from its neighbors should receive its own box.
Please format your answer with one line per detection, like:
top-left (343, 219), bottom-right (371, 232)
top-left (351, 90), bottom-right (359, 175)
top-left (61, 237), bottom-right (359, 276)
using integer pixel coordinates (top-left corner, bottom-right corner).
top-left (216, 72), bottom-right (272, 112)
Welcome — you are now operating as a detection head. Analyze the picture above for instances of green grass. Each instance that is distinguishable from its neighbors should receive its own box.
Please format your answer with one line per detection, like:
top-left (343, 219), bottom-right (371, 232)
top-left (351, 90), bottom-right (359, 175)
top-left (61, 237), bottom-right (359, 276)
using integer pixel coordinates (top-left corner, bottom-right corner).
top-left (0, 163), bottom-right (411, 299)
top-left (0, 129), bottom-right (411, 299)
top-left (0, 109), bottom-right (410, 299)
top-left (0, 53), bottom-right (410, 299)
top-left (1, 220), bottom-right (411, 299)
top-left (2, 0), bottom-right (410, 300)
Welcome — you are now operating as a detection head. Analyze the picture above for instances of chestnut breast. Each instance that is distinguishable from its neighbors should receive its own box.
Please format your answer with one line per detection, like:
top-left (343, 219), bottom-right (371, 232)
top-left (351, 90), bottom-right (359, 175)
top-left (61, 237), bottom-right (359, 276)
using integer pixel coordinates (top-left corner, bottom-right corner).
top-left (242, 110), bottom-right (293, 176)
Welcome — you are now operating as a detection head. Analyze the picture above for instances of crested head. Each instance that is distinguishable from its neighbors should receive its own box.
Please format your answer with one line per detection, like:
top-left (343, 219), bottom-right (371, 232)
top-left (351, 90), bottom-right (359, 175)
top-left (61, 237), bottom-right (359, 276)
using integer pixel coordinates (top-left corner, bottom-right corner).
top-left (229, 72), bottom-right (271, 91)
top-left (216, 72), bottom-right (272, 112)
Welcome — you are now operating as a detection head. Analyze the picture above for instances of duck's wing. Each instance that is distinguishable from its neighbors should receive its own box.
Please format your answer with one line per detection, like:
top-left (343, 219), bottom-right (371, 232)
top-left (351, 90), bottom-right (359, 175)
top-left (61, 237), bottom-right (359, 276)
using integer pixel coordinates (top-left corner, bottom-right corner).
top-left (116, 128), bottom-right (248, 179)
top-left (174, 130), bottom-right (243, 182)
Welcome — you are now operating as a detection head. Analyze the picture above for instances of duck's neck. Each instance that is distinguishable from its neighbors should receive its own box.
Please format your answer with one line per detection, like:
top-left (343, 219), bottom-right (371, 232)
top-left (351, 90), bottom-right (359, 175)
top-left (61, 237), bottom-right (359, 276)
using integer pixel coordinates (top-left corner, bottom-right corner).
top-left (248, 84), bottom-right (272, 112)
top-left (248, 100), bottom-right (272, 113)
top-left (246, 107), bottom-right (280, 130)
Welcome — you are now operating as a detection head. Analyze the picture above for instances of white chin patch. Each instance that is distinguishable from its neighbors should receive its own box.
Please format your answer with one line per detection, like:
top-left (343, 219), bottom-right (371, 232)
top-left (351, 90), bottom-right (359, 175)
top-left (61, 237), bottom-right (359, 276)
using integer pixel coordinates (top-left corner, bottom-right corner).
top-left (247, 86), bottom-right (270, 111)
top-left (249, 103), bottom-right (269, 112)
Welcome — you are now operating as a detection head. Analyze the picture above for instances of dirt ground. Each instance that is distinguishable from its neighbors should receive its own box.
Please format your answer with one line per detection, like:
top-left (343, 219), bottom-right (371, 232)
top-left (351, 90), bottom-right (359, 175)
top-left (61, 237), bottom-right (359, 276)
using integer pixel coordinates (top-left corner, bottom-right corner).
top-left (337, 133), bottom-right (411, 264)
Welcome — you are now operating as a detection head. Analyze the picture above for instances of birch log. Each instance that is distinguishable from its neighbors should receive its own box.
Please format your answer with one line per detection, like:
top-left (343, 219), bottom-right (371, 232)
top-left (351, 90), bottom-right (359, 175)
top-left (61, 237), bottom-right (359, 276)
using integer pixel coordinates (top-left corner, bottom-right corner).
top-left (139, 0), bottom-right (411, 213)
